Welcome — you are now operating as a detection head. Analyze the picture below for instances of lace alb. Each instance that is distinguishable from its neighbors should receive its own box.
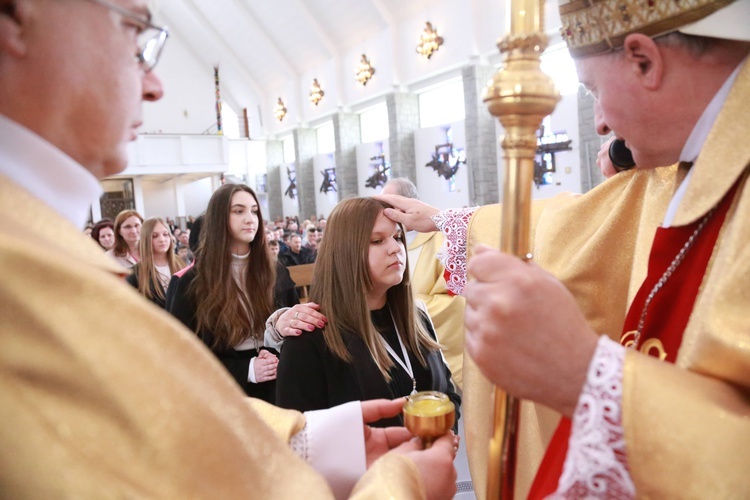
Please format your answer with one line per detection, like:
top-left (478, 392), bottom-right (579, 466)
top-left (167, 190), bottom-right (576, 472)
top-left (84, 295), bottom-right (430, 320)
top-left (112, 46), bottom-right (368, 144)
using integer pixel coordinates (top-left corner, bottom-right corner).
top-left (551, 336), bottom-right (634, 499)
top-left (431, 207), bottom-right (476, 296)
top-left (289, 425), bottom-right (310, 462)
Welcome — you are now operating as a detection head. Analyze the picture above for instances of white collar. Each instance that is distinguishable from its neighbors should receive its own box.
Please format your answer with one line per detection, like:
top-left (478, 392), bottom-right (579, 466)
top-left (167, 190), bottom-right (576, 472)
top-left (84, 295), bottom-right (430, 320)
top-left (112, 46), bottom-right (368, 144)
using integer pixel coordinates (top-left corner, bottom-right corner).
top-left (0, 114), bottom-right (102, 228)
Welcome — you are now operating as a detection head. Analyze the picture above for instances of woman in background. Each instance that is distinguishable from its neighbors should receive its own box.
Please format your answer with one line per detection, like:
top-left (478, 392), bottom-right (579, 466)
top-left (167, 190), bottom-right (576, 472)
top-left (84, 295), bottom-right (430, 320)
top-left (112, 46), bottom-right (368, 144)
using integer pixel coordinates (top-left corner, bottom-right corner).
top-left (275, 197), bottom-right (460, 427)
top-left (91, 219), bottom-right (115, 251)
top-left (126, 217), bottom-right (184, 308)
top-left (168, 184), bottom-right (298, 402)
top-left (106, 210), bottom-right (143, 268)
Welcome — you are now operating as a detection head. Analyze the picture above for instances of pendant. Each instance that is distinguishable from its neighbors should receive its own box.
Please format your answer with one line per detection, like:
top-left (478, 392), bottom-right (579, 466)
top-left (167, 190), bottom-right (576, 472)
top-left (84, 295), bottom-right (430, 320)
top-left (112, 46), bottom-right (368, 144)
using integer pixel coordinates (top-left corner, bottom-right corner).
top-left (411, 378), bottom-right (418, 396)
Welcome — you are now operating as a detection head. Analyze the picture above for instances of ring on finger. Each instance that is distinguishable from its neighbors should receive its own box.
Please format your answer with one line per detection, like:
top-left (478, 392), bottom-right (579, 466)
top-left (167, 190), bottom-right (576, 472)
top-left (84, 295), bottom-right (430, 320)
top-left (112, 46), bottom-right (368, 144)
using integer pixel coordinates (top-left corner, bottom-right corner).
top-left (294, 311), bottom-right (299, 320)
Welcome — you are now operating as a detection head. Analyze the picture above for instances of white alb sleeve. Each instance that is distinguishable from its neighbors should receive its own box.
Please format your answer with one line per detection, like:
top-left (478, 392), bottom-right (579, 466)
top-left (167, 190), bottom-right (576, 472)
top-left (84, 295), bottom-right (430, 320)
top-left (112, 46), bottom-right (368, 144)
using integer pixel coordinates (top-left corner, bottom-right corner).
top-left (289, 401), bottom-right (366, 500)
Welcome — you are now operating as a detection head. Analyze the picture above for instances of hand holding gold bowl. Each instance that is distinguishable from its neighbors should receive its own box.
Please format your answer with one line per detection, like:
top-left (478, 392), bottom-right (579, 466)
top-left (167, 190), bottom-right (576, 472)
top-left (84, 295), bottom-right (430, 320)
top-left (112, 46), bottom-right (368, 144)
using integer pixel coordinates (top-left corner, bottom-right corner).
top-left (403, 391), bottom-right (455, 448)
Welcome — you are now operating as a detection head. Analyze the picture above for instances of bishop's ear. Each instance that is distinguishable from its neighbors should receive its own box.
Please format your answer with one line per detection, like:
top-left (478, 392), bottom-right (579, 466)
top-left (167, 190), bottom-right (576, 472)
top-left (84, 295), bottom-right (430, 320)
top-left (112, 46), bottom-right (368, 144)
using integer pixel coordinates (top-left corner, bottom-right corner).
top-left (0, 0), bottom-right (26, 57)
top-left (622, 33), bottom-right (663, 91)
top-left (0, 0), bottom-right (15, 16)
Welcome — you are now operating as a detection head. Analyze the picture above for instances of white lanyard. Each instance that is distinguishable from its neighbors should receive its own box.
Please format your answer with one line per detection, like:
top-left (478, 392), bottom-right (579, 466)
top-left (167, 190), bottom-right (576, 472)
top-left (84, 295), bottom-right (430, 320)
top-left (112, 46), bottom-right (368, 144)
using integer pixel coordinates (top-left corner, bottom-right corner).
top-left (380, 310), bottom-right (417, 395)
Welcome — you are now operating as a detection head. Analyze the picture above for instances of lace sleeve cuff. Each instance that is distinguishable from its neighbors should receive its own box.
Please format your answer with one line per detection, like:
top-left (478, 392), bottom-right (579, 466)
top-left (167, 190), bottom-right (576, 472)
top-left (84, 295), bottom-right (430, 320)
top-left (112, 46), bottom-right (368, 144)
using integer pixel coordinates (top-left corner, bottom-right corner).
top-left (430, 207), bottom-right (476, 296)
top-left (553, 335), bottom-right (635, 499)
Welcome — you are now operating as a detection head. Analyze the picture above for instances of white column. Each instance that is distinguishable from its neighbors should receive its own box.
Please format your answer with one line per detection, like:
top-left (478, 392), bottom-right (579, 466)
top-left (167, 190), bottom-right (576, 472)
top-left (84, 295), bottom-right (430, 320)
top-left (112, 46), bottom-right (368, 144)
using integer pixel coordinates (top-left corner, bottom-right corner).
top-left (132, 176), bottom-right (145, 215)
top-left (173, 176), bottom-right (187, 218)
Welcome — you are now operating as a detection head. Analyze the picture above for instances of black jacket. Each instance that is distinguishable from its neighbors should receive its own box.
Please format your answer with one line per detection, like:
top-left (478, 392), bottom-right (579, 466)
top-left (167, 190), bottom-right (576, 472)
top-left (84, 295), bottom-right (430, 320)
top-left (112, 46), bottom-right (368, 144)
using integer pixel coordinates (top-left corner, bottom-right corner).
top-left (125, 263), bottom-right (167, 309)
top-left (279, 247), bottom-right (315, 267)
top-left (167, 261), bottom-right (298, 402)
top-left (276, 307), bottom-right (460, 428)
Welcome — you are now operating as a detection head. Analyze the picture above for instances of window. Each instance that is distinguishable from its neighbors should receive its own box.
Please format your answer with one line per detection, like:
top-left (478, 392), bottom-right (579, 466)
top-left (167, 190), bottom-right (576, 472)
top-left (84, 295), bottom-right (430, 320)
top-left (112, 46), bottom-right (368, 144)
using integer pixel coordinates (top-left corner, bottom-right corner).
top-left (221, 102), bottom-right (241, 139)
top-left (541, 43), bottom-right (579, 96)
top-left (282, 135), bottom-right (295, 163)
top-left (359, 103), bottom-right (389, 143)
top-left (316, 121), bottom-right (335, 154)
top-left (418, 78), bottom-right (465, 128)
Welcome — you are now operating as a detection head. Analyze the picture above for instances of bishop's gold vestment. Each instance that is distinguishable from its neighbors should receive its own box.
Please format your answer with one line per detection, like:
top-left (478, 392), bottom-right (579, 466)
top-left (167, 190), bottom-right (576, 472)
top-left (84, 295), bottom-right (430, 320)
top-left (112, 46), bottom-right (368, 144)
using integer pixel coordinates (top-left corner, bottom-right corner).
top-left (0, 176), bottom-right (424, 498)
top-left (462, 58), bottom-right (750, 499)
top-left (409, 231), bottom-right (466, 389)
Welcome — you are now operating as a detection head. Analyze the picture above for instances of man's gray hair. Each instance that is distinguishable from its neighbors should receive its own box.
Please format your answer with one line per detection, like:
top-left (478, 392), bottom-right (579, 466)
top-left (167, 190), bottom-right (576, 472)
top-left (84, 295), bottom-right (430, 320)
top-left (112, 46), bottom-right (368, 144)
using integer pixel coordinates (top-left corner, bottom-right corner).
top-left (383, 177), bottom-right (419, 200)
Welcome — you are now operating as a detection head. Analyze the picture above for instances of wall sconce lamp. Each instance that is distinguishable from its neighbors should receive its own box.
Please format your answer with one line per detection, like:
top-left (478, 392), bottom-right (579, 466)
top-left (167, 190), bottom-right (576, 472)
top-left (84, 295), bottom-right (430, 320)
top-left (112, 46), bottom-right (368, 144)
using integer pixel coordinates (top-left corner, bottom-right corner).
top-left (309, 78), bottom-right (325, 106)
top-left (355, 54), bottom-right (375, 86)
top-left (273, 97), bottom-right (287, 122)
top-left (416, 22), bottom-right (444, 59)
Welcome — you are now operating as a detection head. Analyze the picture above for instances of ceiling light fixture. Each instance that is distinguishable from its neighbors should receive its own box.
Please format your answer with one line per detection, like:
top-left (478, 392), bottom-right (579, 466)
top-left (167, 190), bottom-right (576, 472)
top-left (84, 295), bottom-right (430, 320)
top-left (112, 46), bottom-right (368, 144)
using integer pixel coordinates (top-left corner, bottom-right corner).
top-left (416, 21), bottom-right (444, 59)
top-left (355, 54), bottom-right (375, 86)
top-left (273, 97), bottom-right (287, 121)
top-left (309, 78), bottom-right (325, 106)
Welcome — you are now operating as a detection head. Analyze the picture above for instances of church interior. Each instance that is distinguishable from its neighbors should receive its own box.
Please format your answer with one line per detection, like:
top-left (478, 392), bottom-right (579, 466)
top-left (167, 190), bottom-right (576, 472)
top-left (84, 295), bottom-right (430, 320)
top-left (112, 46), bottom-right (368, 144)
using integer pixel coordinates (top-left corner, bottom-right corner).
top-left (95, 0), bottom-right (610, 225)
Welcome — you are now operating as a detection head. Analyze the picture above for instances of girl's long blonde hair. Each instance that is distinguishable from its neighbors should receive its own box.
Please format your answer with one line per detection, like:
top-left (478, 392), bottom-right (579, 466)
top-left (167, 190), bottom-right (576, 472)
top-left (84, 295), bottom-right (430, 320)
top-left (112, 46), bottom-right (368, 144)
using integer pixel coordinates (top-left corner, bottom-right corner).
top-left (135, 217), bottom-right (184, 302)
top-left (310, 197), bottom-right (439, 380)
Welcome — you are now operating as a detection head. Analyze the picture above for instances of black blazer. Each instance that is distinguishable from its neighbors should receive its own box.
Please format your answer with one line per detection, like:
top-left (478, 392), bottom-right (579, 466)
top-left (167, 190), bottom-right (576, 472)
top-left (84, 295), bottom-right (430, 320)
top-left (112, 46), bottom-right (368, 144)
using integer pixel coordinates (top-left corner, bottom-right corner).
top-left (279, 246), bottom-right (315, 267)
top-left (125, 263), bottom-right (167, 308)
top-left (167, 261), bottom-right (298, 402)
top-left (276, 309), bottom-right (460, 428)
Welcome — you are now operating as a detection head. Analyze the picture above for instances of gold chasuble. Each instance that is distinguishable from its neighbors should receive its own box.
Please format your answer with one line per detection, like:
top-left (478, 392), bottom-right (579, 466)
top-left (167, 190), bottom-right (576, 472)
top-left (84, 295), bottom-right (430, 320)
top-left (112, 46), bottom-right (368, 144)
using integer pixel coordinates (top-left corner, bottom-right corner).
top-left (463, 58), bottom-right (750, 499)
top-left (409, 231), bottom-right (467, 389)
top-left (0, 176), bottom-right (423, 498)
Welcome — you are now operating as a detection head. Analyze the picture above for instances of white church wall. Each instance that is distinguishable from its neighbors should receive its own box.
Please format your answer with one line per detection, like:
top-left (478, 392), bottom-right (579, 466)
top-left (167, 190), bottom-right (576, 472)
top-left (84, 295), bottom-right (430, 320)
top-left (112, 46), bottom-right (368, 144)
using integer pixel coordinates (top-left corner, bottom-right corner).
top-left (141, 32), bottom-right (217, 135)
top-left (397, 2), bottom-right (474, 87)
top-left (343, 30), bottom-right (395, 105)
top-left (141, 179), bottom-right (177, 220)
top-left (182, 177), bottom-right (214, 218)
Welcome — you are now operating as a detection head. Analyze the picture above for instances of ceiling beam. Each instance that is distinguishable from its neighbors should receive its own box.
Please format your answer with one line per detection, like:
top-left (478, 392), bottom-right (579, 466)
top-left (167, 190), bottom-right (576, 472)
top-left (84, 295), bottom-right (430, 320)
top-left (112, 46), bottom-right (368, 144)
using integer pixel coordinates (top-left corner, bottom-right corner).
top-left (159, 6), bottom-right (267, 107)
top-left (294, 0), bottom-right (339, 58)
top-left (368, 0), bottom-right (396, 27)
top-left (227, 0), bottom-right (299, 78)
top-left (368, 0), bottom-right (402, 86)
top-left (295, 0), bottom-right (346, 108)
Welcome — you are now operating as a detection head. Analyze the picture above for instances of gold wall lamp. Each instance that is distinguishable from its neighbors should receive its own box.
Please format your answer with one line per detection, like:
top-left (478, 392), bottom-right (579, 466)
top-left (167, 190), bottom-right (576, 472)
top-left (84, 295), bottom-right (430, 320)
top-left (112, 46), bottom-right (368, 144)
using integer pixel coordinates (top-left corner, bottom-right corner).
top-left (273, 97), bottom-right (287, 121)
top-left (309, 78), bottom-right (325, 106)
top-left (416, 22), bottom-right (444, 59)
top-left (355, 54), bottom-right (375, 86)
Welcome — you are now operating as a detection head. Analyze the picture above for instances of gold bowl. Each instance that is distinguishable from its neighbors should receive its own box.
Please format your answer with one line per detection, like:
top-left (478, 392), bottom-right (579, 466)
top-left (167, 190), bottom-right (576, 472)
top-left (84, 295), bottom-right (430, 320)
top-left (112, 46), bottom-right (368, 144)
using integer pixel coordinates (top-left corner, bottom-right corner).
top-left (403, 391), bottom-right (455, 448)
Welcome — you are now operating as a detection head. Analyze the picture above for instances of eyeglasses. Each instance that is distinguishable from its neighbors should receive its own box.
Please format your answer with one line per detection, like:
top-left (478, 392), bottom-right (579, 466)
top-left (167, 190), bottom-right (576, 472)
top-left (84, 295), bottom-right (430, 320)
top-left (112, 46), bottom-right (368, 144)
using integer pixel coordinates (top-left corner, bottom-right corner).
top-left (84, 0), bottom-right (169, 72)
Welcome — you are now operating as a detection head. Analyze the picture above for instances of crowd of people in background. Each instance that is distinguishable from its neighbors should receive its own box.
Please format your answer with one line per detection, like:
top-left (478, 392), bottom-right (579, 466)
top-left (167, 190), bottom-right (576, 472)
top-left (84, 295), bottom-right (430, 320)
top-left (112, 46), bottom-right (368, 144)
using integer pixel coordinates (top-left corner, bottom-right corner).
top-left (84, 199), bottom-right (336, 400)
top-left (88, 208), bottom-right (327, 281)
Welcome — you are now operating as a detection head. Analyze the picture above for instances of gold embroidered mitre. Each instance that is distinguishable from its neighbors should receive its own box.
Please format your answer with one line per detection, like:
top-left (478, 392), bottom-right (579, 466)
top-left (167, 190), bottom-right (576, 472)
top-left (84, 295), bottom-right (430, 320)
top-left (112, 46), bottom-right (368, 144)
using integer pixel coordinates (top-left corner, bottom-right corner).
top-left (558, 0), bottom-right (738, 57)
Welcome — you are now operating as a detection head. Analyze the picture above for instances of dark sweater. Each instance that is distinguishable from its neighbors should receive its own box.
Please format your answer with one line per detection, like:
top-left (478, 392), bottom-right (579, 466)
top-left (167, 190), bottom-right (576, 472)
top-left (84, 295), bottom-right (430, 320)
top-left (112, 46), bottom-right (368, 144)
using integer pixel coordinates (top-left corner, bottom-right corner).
top-left (125, 263), bottom-right (167, 309)
top-left (276, 306), bottom-right (460, 428)
top-left (167, 260), bottom-right (298, 402)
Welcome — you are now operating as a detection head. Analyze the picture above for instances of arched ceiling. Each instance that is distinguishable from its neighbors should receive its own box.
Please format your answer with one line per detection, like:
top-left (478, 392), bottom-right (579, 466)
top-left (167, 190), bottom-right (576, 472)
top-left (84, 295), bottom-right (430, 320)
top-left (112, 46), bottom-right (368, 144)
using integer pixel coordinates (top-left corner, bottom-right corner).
top-left (154, 0), bottom-right (562, 133)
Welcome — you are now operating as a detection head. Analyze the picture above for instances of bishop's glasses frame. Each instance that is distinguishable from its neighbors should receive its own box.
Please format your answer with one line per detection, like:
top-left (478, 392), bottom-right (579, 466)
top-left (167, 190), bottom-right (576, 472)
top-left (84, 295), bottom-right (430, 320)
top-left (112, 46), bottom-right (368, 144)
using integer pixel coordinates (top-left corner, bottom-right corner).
top-left (83, 0), bottom-right (169, 72)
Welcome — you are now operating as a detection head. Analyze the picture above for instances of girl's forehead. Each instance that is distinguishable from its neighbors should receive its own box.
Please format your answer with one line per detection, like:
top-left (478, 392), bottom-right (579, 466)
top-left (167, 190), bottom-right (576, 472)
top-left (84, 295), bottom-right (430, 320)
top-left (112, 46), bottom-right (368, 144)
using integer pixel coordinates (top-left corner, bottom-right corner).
top-left (371, 212), bottom-right (397, 231)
